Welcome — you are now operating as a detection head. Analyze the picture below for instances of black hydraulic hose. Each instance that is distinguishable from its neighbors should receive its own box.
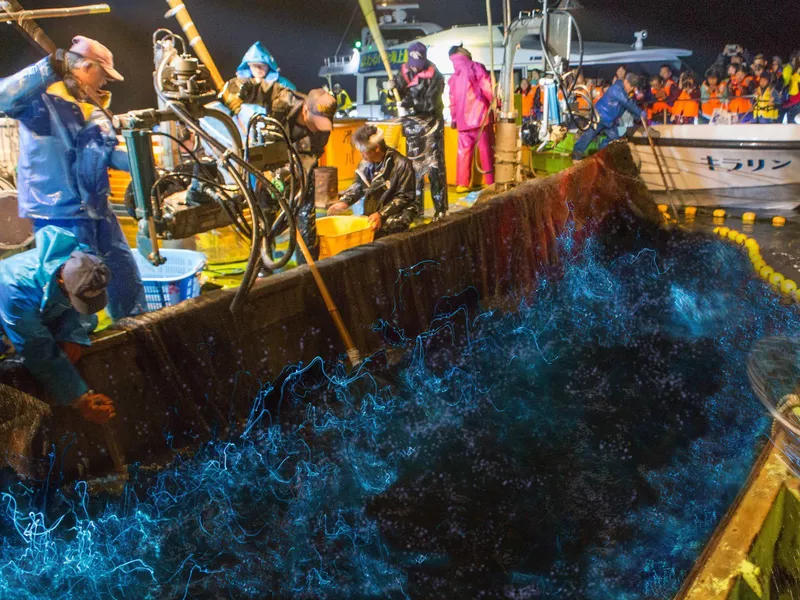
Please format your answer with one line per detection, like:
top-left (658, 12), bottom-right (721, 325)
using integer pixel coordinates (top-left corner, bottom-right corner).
top-left (203, 106), bottom-right (244, 155)
top-left (149, 130), bottom-right (215, 179)
top-left (226, 162), bottom-right (262, 314)
top-left (167, 101), bottom-right (297, 273)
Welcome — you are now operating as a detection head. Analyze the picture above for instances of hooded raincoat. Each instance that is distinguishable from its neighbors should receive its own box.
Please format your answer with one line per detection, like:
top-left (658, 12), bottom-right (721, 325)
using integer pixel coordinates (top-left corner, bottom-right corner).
top-left (234, 42), bottom-right (296, 136)
top-left (448, 53), bottom-right (495, 187)
top-left (0, 57), bottom-right (146, 319)
top-left (0, 227), bottom-right (97, 405)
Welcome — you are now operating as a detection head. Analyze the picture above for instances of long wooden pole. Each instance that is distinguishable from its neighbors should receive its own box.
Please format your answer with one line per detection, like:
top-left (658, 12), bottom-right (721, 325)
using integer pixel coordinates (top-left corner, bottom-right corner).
top-left (357, 0), bottom-right (402, 104)
top-left (3, 0), bottom-right (116, 125)
top-left (640, 115), bottom-right (679, 220)
top-left (294, 233), bottom-right (362, 368)
top-left (163, 0), bottom-right (224, 91)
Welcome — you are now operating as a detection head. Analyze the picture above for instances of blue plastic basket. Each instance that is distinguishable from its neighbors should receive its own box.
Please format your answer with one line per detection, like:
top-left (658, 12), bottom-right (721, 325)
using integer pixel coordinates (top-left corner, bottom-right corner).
top-left (132, 249), bottom-right (207, 311)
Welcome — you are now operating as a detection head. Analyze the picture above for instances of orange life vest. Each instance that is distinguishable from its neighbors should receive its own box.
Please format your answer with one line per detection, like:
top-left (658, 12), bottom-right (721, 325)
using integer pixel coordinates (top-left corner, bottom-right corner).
top-left (701, 84), bottom-right (723, 117)
top-left (728, 76), bottom-right (753, 114)
top-left (671, 90), bottom-right (699, 118)
top-left (520, 87), bottom-right (535, 117)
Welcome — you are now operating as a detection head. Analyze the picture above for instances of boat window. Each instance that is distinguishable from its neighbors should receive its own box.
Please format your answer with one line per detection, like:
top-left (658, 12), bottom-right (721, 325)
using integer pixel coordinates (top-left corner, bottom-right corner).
top-left (365, 77), bottom-right (388, 104)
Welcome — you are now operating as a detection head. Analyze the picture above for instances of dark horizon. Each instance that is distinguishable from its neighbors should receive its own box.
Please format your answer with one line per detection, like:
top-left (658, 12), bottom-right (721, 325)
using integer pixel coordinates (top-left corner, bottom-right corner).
top-left (1, 0), bottom-right (796, 112)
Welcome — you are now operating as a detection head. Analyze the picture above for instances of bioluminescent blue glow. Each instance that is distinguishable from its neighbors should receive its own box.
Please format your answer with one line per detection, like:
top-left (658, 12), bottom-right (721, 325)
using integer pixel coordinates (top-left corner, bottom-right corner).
top-left (0, 213), bottom-right (795, 599)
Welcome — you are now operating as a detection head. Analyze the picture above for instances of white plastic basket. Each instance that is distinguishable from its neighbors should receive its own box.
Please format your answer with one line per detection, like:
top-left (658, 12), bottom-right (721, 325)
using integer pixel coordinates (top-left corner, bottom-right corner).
top-left (132, 249), bottom-right (206, 311)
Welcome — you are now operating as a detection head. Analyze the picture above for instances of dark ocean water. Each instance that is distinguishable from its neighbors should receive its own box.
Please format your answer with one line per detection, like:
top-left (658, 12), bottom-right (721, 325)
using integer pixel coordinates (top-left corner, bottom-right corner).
top-left (1, 210), bottom-right (797, 599)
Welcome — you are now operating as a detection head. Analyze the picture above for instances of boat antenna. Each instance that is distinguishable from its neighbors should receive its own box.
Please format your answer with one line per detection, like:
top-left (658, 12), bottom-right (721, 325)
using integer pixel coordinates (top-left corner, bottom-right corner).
top-left (334, 2), bottom-right (361, 57)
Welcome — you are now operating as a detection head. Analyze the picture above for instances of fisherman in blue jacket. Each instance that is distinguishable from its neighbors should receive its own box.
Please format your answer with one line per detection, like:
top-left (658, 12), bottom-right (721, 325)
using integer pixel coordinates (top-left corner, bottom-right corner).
top-left (0, 226), bottom-right (117, 424)
top-left (572, 73), bottom-right (647, 160)
top-left (0, 36), bottom-right (145, 320)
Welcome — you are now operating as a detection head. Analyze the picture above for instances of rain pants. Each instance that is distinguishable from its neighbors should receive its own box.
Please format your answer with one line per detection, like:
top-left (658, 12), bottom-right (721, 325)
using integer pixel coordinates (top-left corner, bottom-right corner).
top-left (448, 54), bottom-right (495, 187)
top-left (0, 58), bottom-right (146, 319)
top-left (573, 80), bottom-right (644, 159)
top-left (0, 227), bottom-right (97, 405)
top-left (396, 63), bottom-right (448, 216)
top-left (223, 79), bottom-right (331, 262)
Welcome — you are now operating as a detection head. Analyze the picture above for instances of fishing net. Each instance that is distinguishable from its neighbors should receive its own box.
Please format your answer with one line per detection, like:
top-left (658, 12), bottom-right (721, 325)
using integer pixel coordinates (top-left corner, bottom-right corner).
top-left (747, 336), bottom-right (800, 466)
top-left (0, 384), bottom-right (51, 477)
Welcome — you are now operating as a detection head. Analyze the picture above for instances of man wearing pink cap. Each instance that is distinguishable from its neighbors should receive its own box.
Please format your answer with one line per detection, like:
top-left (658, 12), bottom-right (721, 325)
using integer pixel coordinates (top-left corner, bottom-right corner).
top-left (0, 36), bottom-right (145, 320)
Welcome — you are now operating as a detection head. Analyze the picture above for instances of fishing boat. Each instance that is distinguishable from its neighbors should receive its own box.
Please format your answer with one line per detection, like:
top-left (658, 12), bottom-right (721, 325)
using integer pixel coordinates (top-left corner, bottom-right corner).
top-left (630, 123), bottom-right (800, 210)
top-left (319, 3), bottom-right (800, 210)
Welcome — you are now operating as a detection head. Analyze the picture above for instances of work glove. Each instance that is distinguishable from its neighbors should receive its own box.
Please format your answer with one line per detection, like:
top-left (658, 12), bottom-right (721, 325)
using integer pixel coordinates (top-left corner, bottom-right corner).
top-left (640, 110), bottom-right (648, 121)
top-left (386, 78), bottom-right (397, 91)
top-left (58, 341), bottom-right (83, 365)
top-left (220, 78), bottom-right (254, 115)
top-left (72, 391), bottom-right (116, 425)
top-left (49, 49), bottom-right (71, 79)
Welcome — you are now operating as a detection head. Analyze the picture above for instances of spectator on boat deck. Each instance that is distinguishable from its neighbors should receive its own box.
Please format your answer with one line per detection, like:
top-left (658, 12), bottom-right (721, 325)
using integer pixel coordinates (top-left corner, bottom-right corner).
top-left (613, 65), bottom-right (627, 84)
top-left (389, 42), bottom-right (448, 219)
top-left (327, 125), bottom-right (417, 238)
top-left (701, 70), bottom-right (726, 122)
top-left (753, 72), bottom-right (780, 123)
top-left (647, 75), bottom-right (671, 123)
top-left (448, 45), bottom-right (495, 192)
top-left (782, 53), bottom-right (800, 121)
top-left (0, 35), bottom-right (146, 320)
top-left (658, 64), bottom-right (680, 105)
top-left (517, 78), bottom-right (536, 120)
top-left (0, 226), bottom-right (116, 424)
top-left (770, 56), bottom-right (783, 75)
top-left (530, 69), bottom-right (541, 87)
top-left (671, 72), bottom-right (700, 124)
top-left (571, 73), bottom-right (645, 161)
top-left (727, 66), bottom-right (755, 121)
top-left (752, 63), bottom-right (766, 83)
top-left (333, 83), bottom-right (354, 113)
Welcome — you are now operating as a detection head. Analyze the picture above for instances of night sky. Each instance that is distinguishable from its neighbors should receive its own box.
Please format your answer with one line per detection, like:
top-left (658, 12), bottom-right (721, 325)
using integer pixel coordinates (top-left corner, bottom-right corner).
top-left (1, 0), bottom-right (796, 112)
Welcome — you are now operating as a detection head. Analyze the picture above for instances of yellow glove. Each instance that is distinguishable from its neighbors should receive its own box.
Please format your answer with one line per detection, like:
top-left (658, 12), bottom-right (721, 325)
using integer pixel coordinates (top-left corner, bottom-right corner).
top-left (220, 79), bottom-right (244, 115)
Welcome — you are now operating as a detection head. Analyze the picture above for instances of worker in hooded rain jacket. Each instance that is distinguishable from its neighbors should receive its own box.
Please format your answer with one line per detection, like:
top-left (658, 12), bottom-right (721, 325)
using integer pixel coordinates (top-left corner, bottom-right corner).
top-left (572, 73), bottom-right (646, 161)
top-left (0, 36), bottom-right (146, 320)
top-left (221, 81), bottom-right (337, 262)
top-left (230, 42), bottom-right (296, 140)
top-left (0, 226), bottom-right (117, 424)
top-left (388, 42), bottom-right (448, 220)
top-left (328, 124), bottom-right (417, 238)
top-left (448, 46), bottom-right (495, 193)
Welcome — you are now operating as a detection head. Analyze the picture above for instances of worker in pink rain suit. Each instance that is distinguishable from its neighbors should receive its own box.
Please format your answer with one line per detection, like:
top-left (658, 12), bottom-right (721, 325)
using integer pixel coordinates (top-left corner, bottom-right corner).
top-left (448, 45), bottom-right (495, 192)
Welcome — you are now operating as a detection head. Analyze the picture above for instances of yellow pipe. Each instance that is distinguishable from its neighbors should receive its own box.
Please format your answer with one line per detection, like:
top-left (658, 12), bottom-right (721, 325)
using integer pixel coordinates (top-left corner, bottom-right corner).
top-left (163, 0), bottom-right (224, 90)
top-left (358, 0), bottom-right (402, 104)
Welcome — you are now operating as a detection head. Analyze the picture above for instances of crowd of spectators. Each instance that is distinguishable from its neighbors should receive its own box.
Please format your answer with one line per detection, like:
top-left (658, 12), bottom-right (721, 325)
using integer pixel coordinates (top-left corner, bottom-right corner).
top-left (521, 45), bottom-right (800, 125)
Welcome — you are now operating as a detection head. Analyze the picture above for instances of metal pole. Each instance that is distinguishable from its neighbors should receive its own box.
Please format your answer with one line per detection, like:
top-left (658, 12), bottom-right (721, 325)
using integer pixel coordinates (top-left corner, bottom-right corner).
top-left (485, 0), bottom-right (496, 90)
top-left (640, 115), bottom-right (678, 220)
top-left (163, 0), bottom-right (224, 90)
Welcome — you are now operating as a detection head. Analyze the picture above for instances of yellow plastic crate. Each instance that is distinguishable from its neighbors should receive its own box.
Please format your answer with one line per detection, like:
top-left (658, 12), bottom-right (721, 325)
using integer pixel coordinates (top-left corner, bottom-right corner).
top-left (316, 216), bottom-right (374, 259)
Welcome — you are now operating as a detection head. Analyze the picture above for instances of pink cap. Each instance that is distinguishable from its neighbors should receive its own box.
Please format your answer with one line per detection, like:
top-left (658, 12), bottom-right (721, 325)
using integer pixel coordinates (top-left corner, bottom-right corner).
top-left (69, 36), bottom-right (124, 82)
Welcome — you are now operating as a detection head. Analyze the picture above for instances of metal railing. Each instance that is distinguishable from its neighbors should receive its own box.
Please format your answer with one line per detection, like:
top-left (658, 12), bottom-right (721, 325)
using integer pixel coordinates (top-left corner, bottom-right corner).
top-left (0, 116), bottom-right (19, 184)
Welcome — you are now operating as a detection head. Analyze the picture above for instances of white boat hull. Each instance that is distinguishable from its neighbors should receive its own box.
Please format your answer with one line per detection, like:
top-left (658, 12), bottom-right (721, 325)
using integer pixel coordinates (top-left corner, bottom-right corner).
top-left (629, 124), bottom-right (800, 210)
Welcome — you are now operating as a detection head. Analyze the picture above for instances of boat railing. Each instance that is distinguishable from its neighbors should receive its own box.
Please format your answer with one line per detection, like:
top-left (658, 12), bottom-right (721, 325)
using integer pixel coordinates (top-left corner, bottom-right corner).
top-left (0, 115), bottom-right (19, 182)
